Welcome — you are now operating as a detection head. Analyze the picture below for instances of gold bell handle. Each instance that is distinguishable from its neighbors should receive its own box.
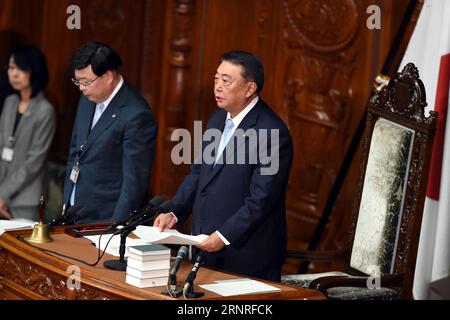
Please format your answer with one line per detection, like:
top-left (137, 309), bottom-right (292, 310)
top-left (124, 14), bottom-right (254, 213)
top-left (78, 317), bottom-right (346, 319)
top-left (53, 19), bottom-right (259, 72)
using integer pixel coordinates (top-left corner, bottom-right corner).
top-left (26, 195), bottom-right (53, 244)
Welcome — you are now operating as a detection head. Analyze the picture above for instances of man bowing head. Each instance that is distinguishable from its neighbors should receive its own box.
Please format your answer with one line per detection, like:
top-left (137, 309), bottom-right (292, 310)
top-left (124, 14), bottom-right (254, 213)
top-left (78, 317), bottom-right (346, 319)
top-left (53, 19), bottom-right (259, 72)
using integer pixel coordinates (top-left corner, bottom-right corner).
top-left (63, 42), bottom-right (157, 224)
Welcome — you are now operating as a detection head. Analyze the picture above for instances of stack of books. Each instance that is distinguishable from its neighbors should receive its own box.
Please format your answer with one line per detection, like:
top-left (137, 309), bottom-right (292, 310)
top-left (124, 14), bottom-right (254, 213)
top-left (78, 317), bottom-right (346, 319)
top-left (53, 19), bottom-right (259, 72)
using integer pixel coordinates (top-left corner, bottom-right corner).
top-left (125, 244), bottom-right (171, 288)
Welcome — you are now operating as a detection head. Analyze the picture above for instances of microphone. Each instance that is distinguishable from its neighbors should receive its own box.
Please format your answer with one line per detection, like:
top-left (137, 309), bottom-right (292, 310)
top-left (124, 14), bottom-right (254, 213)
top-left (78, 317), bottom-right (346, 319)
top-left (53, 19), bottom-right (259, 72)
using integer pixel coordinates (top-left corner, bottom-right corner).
top-left (107, 196), bottom-right (165, 231)
top-left (49, 206), bottom-right (94, 226)
top-left (105, 200), bottom-right (175, 271)
top-left (70, 207), bottom-right (94, 224)
top-left (120, 200), bottom-right (175, 232)
top-left (168, 246), bottom-right (188, 292)
top-left (49, 205), bottom-right (81, 226)
top-left (182, 251), bottom-right (205, 298)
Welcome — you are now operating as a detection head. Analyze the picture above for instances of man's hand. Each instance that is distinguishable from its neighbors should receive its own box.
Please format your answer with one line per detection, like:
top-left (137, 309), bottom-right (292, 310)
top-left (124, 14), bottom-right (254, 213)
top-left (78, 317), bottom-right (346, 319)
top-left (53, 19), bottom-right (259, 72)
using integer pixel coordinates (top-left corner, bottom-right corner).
top-left (0, 198), bottom-right (12, 220)
top-left (153, 212), bottom-right (176, 231)
top-left (197, 232), bottom-right (225, 253)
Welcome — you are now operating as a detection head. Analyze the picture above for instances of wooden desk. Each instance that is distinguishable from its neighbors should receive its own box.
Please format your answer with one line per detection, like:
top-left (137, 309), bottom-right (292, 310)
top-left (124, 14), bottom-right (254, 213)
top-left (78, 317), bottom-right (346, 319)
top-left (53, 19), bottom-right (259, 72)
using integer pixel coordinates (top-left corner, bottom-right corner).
top-left (0, 228), bottom-right (324, 300)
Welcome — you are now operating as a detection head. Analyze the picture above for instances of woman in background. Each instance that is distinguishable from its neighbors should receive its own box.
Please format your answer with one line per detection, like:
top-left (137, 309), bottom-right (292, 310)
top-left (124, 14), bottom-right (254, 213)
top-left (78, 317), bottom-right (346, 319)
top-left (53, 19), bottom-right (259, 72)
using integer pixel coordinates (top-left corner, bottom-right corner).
top-left (0, 44), bottom-right (56, 221)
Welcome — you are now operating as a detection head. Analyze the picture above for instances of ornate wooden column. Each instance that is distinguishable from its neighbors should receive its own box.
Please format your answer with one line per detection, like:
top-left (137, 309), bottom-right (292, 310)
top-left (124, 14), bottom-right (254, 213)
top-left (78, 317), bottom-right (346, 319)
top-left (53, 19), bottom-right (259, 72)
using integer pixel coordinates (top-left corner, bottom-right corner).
top-left (153, 0), bottom-right (197, 198)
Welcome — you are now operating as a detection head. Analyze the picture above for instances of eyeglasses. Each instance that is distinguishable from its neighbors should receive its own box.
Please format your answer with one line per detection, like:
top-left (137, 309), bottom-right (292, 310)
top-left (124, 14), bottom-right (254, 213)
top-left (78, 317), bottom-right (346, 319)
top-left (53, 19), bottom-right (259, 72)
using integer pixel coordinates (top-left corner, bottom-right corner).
top-left (71, 76), bottom-right (99, 88)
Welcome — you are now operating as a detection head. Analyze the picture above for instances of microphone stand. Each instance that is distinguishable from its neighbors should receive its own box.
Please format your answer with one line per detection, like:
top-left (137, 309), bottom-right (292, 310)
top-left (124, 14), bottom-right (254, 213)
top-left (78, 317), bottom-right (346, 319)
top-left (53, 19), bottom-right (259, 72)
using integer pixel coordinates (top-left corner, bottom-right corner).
top-left (182, 252), bottom-right (205, 299)
top-left (103, 226), bottom-right (135, 271)
top-left (103, 200), bottom-right (174, 271)
top-left (103, 207), bottom-right (163, 271)
top-left (161, 267), bottom-right (181, 297)
top-left (162, 273), bottom-right (184, 297)
top-left (183, 282), bottom-right (204, 299)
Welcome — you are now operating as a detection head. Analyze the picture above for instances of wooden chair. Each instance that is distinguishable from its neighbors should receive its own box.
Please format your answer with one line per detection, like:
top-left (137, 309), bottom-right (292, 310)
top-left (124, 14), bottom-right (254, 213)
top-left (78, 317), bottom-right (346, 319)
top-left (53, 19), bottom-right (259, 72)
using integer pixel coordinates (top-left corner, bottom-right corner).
top-left (281, 63), bottom-right (437, 300)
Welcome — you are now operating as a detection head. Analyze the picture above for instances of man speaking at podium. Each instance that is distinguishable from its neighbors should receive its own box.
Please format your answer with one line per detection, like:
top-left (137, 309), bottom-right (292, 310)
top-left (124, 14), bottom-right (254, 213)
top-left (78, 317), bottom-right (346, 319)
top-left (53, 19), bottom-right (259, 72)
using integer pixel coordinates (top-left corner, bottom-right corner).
top-left (154, 51), bottom-right (293, 281)
top-left (63, 42), bottom-right (157, 224)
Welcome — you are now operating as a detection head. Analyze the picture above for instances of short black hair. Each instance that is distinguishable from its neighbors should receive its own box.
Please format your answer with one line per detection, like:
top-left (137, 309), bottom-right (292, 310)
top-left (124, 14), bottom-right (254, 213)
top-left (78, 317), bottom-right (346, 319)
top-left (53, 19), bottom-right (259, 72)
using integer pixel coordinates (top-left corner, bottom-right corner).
top-left (71, 42), bottom-right (122, 76)
top-left (220, 51), bottom-right (264, 93)
top-left (9, 44), bottom-right (49, 97)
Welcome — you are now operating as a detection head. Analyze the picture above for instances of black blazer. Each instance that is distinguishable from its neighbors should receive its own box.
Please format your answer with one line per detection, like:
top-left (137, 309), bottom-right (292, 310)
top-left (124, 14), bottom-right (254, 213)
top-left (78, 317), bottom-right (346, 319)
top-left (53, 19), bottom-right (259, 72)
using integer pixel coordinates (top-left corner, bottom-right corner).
top-left (63, 81), bottom-right (157, 223)
top-left (173, 98), bottom-right (293, 276)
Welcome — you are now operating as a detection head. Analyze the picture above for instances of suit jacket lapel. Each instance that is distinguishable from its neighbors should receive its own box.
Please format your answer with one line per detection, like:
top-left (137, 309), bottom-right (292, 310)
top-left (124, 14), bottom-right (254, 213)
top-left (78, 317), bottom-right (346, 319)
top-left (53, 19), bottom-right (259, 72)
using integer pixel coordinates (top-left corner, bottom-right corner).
top-left (7, 92), bottom-right (44, 142)
top-left (202, 110), bottom-right (226, 174)
top-left (78, 101), bottom-right (95, 145)
top-left (84, 99), bottom-right (121, 145)
top-left (3, 95), bottom-right (18, 145)
top-left (15, 97), bottom-right (34, 139)
top-left (199, 101), bottom-right (260, 192)
top-left (79, 82), bottom-right (127, 157)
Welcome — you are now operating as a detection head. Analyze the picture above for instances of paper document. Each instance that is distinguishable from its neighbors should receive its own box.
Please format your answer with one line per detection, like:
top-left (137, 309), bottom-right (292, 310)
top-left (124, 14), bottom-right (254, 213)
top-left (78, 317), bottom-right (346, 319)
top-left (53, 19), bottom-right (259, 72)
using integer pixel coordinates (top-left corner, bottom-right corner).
top-left (199, 278), bottom-right (282, 297)
top-left (84, 234), bottom-right (151, 257)
top-left (133, 225), bottom-right (208, 246)
top-left (0, 218), bottom-right (37, 236)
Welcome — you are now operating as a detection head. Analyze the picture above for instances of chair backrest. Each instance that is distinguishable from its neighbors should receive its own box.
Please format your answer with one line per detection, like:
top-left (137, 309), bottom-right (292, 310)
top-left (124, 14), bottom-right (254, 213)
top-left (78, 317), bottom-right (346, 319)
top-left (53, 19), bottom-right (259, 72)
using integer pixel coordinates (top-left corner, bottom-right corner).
top-left (347, 63), bottom-right (436, 299)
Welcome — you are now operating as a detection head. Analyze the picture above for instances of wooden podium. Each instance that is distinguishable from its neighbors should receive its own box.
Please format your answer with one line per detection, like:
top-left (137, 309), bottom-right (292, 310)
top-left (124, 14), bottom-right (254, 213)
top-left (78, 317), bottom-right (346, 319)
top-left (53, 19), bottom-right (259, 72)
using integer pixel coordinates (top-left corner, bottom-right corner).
top-left (0, 227), bottom-right (324, 300)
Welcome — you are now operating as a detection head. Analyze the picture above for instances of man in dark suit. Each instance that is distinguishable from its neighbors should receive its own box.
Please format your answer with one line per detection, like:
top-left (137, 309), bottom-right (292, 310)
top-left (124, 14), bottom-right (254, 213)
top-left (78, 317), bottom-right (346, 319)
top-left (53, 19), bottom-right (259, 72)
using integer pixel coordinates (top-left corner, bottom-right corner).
top-left (154, 51), bottom-right (293, 281)
top-left (63, 42), bottom-right (157, 224)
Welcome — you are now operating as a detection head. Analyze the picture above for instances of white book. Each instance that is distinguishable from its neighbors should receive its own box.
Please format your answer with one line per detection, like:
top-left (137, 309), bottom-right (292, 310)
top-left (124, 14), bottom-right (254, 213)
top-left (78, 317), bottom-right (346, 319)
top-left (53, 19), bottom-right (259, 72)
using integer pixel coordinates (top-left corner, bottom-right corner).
top-left (126, 266), bottom-right (169, 279)
top-left (127, 251), bottom-right (171, 262)
top-left (125, 274), bottom-right (168, 288)
top-left (127, 244), bottom-right (171, 256)
top-left (127, 256), bottom-right (170, 270)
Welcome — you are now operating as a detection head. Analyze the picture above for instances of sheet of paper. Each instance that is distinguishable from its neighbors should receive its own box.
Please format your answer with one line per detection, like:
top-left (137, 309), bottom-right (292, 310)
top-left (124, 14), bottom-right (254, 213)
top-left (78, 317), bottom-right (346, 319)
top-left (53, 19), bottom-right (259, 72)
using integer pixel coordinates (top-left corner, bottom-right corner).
top-left (0, 218), bottom-right (37, 236)
top-left (84, 234), bottom-right (151, 257)
top-left (132, 225), bottom-right (208, 246)
top-left (199, 278), bottom-right (282, 297)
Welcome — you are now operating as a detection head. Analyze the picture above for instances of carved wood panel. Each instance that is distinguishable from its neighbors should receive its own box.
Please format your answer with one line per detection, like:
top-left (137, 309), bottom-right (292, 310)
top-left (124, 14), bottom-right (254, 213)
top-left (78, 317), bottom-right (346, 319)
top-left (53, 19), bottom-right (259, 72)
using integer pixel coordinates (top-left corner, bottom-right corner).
top-left (279, 0), bottom-right (359, 273)
top-left (0, 250), bottom-right (116, 300)
top-left (152, 0), bottom-right (197, 200)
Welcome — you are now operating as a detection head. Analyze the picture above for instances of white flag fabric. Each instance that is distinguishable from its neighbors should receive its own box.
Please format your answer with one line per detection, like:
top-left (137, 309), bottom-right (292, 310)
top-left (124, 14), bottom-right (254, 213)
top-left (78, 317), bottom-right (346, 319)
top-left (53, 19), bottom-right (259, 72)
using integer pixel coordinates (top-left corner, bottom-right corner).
top-left (399, 0), bottom-right (450, 300)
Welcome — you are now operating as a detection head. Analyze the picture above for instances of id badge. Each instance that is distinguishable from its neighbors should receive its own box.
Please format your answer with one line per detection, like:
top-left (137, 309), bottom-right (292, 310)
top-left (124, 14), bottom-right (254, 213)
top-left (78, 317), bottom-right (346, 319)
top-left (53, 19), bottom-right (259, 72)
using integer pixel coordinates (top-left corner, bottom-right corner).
top-left (1, 147), bottom-right (14, 162)
top-left (70, 164), bottom-right (80, 183)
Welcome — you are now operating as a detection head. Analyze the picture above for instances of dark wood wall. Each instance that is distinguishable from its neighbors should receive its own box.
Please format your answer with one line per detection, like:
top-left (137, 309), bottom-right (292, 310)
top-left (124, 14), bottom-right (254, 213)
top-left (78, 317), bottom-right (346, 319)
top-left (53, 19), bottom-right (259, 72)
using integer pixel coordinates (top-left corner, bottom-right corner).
top-left (0, 0), bottom-right (414, 274)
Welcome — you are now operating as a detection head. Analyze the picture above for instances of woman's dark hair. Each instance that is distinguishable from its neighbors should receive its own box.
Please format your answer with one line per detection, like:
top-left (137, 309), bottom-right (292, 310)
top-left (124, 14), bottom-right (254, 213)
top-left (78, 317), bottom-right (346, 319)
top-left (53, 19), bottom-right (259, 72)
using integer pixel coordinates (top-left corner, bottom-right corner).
top-left (71, 42), bottom-right (122, 76)
top-left (9, 44), bottom-right (49, 97)
top-left (220, 51), bottom-right (264, 93)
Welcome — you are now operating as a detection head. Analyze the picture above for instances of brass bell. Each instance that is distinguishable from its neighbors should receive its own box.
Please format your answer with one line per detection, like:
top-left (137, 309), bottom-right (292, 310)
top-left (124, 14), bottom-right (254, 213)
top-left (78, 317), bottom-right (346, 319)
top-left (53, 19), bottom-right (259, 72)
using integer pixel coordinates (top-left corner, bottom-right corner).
top-left (26, 196), bottom-right (53, 243)
top-left (27, 221), bottom-right (53, 243)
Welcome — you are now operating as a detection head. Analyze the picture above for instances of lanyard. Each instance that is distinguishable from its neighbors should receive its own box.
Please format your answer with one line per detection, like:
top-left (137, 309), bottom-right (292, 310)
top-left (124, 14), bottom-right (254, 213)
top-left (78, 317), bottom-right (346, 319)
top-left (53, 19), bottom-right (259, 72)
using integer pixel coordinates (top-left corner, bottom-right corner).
top-left (7, 136), bottom-right (16, 148)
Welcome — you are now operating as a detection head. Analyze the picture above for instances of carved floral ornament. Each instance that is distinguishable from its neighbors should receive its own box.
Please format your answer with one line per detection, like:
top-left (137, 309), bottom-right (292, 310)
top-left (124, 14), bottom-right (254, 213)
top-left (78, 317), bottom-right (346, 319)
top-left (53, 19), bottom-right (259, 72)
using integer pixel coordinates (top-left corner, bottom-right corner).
top-left (0, 253), bottom-right (67, 299)
top-left (370, 63), bottom-right (436, 125)
top-left (0, 252), bottom-right (111, 300)
top-left (283, 0), bottom-right (358, 52)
